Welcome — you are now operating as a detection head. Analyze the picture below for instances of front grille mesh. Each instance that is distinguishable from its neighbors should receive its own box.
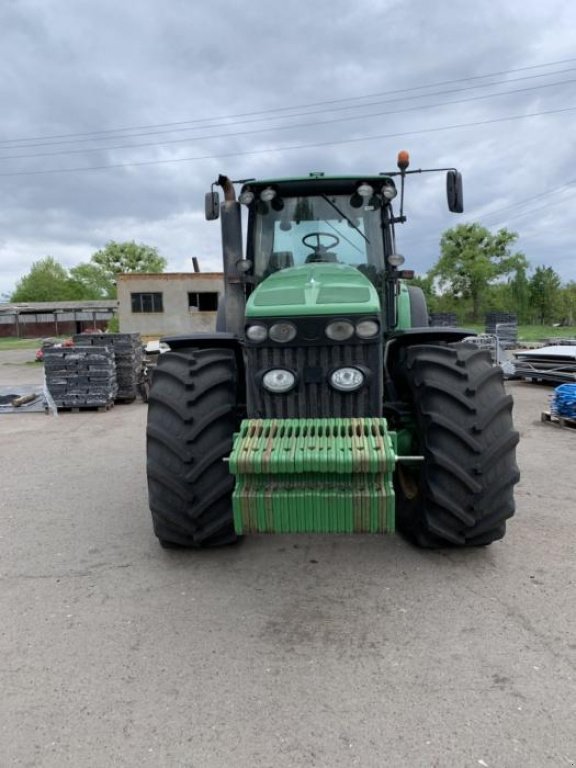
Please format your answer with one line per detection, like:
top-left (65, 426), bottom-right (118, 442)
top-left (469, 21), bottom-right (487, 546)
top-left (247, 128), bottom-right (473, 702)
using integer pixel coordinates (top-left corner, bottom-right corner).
top-left (246, 343), bottom-right (381, 418)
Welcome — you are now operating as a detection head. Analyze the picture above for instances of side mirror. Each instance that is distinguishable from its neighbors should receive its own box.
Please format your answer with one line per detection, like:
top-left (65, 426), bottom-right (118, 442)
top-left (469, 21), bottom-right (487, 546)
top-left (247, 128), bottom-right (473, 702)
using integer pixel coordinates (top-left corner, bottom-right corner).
top-left (447, 170), bottom-right (464, 213)
top-left (205, 191), bottom-right (220, 221)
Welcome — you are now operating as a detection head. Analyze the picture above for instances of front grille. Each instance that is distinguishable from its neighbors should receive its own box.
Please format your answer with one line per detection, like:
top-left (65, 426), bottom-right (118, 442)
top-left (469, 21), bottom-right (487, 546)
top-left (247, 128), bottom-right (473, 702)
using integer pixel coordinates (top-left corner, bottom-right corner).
top-left (245, 342), bottom-right (382, 418)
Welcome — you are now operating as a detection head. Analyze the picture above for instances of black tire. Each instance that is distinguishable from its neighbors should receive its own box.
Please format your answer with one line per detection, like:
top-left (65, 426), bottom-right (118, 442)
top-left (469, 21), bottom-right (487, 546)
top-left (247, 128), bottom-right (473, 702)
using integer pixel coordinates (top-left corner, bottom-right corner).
top-left (146, 347), bottom-right (241, 547)
top-left (407, 285), bottom-right (429, 327)
top-left (391, 343), bottom-right (520, 548)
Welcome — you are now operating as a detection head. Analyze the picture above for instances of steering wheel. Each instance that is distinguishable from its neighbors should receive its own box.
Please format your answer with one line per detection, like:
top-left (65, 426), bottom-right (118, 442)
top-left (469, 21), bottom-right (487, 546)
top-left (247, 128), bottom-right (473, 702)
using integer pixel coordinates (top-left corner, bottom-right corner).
top-left (302, 232), bottom-right (340, 263)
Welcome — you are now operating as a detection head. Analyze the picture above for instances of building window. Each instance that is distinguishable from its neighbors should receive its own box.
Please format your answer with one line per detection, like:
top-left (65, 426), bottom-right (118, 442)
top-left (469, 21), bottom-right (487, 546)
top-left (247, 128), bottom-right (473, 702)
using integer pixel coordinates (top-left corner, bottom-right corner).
top-left (131, 292), bottom-right (163, 313)
top-left (188, 292), bottom-right (219, 311)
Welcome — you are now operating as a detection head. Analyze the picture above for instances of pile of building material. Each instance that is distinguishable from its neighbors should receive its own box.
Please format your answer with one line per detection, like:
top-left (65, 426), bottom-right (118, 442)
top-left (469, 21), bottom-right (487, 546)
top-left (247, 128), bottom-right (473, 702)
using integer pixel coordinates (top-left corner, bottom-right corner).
top-left (514, 345), bottom-right (576, 385)
top-left (429, 312), bottom-right (458, 327)
top-left (73, 333), bottom-right (143, 401)
top-left (44, 346), bottom-right (117, 409)
top-left (0, 385), bottom-right (48, 415)
top-left (551, 383), bottom-right (576, 419)
top-left (485, 312), bottom-right (518, 348)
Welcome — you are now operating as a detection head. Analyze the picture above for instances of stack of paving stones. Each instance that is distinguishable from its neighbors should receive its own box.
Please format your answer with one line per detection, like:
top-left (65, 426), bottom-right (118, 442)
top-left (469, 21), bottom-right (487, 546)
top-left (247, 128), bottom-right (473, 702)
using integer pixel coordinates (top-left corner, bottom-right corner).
top-left (429, 312), bottom-right (458, 327)
top-left (44, 346), bottom-right (117, 409)
top-left (485, 312), bottom-right (518, 348)
top-left (73, 333), bottom-right (143, 401)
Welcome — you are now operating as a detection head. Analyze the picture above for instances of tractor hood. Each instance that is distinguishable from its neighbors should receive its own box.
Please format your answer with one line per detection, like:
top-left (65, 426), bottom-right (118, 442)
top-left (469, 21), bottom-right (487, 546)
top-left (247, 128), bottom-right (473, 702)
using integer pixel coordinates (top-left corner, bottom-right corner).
top-left (245, 263), bottom-right (381, 318)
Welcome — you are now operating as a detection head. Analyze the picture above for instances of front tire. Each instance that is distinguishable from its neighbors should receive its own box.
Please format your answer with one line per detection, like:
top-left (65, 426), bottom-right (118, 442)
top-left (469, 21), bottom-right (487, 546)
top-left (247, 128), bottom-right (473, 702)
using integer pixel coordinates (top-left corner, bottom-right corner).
top-left (146, 347), bottom-right (241, 547)
top-left (392, 343), bottom-right (520, 548)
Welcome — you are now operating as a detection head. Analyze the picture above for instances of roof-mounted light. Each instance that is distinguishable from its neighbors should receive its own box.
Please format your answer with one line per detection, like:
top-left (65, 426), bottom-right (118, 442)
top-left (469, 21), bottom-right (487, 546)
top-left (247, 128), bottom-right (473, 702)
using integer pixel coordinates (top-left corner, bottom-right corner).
top-left (260, 187), bottom-right (277, 202)
top-left (357, 183), bottom-right (374, 199)
top-left (397, 150), bottom-right (410, 171)
top-left (239, 189), bottom-right (255, 205)
top-left (382, 183), bottom-right (397, 200)
top-left (388, 253), bottom-right (405, 267)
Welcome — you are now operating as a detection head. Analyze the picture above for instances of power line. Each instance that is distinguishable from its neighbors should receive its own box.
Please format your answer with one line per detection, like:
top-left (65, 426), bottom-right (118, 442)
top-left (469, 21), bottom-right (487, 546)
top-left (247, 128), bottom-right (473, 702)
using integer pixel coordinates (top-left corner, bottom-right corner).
top-left (1, 104), bottom-right (575, 178)
top-left (2, 76), bottom-right (575, 163)
top-left (1, 56), bottom-right (576, 147)
top-left (4, 65), bottom-right (576, 153)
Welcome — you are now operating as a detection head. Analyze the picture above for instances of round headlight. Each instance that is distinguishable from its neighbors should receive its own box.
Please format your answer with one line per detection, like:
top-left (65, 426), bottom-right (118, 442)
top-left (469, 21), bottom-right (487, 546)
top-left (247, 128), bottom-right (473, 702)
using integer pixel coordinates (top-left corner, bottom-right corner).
top-left (388, 253), bottom-right (405, 267)
top-left (382, 183), bottom-right (397, 200)
top-left (246, 324), bottom-right (268, 342)
top-left (357, 183), bottom-right (374, 199)
top-left (356, 320), bottom-right (380, 338)
top-left (269, 322), bottom-right (297, 343)
top-left (239, 190), bottom-right (255, 205)
top-left (260, 187), bottom-right (277, 202)
top-left (262, 369), bottom-right (296, 393)
top-left (330, 367), bottom-right (365, 392)
top-left (326, 320), bottom-right (354, 341)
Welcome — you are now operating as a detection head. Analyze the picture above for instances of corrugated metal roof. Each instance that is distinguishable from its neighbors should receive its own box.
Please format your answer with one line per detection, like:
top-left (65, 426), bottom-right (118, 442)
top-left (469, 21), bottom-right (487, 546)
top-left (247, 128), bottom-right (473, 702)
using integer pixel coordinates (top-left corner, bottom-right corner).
top-left (0, 300), bottom-right (118, 315)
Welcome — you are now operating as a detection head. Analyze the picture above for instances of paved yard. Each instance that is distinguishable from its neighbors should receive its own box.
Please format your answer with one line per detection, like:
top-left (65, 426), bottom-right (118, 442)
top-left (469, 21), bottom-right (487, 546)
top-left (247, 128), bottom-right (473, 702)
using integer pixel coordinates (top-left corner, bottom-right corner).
top-left (0, 349), bottom-right (575, 767)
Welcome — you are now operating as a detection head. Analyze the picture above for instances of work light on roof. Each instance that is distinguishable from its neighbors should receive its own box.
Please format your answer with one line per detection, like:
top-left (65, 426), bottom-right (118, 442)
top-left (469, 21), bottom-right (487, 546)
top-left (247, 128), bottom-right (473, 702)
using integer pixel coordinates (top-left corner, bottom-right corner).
top-left (382, 183), bottom-right (397, 200)
top-left (239, 190), bottom-right (255, 205)
top-left (357, 183), bottom-right (374, 199)
top-left (260, 187), bottom-right (277, 202)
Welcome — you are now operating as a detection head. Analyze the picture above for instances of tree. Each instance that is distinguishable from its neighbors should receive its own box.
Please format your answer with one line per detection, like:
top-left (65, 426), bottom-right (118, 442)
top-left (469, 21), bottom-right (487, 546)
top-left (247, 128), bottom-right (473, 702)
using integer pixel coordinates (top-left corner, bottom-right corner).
top-left (430, 223), bottom-right (528, 321)
top-left (529, 266), bottom-right (561, 325)
top-left (507, 265), bottom-right (531, 324)
top-left (69, 262), bottom-right (117, 299)
top-left (559, 281), bottom-right (576, 326)
top-left (91, 241), bottom-right (167, 278)
top-left (77, 241), bottom-right (167, 299)
top-left (11, 257), bottom-right (88, 302)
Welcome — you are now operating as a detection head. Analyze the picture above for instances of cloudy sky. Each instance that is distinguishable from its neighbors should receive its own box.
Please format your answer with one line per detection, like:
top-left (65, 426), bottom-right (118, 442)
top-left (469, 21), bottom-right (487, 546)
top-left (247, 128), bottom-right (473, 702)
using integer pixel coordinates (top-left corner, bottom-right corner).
top-left (1, 0), bottom-right (575, 298)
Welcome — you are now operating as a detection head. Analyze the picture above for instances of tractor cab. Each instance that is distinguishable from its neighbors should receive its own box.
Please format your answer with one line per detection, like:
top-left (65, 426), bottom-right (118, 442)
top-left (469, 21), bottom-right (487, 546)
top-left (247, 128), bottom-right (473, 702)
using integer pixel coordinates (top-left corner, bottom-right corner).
top-left (239, 176), bottom-right (397, 282)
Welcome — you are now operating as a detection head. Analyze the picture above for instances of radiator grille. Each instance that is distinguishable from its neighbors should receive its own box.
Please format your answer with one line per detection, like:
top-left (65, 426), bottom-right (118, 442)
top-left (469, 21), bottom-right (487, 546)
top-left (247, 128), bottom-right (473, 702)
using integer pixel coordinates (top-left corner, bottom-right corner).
top-left (245, 343), bottom-right (382, 418)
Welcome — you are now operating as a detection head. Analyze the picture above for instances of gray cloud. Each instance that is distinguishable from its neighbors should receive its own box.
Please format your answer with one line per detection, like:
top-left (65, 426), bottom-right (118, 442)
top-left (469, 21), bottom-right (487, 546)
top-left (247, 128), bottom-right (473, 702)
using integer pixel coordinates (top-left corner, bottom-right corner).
top-left (2, 0), bottom-right (576, 295)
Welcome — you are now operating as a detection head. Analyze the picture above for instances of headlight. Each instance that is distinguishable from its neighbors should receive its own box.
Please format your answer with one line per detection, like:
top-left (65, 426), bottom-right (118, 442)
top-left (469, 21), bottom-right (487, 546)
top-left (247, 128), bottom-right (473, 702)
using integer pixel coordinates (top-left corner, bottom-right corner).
top-left (382, 183), bottom-right (397, 200)
top-left (356, 319), bottom-right (380, 338)
top-left (325, 320), bottom-right (354, 341)
top-left (246, 324), bottom-right (268, 342)
top-left (269, 322), bottom-right (297, 343)
top-left (262, 369), bottom-right (296, 393)
top-left (330, 367), bottom-right (365, 392)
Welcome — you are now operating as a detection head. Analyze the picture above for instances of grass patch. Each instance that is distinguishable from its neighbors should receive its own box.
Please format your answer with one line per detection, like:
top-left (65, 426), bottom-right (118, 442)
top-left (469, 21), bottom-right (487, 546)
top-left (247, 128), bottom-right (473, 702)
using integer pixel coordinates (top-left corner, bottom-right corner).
top-left (0, 337), bottom-right (68, 351)
top-left (439, 325), bottom-right (576, 343)
top-left (517, 326), bottom-right (576, 342)
top-left (0, 338), bottom-right (42, 350)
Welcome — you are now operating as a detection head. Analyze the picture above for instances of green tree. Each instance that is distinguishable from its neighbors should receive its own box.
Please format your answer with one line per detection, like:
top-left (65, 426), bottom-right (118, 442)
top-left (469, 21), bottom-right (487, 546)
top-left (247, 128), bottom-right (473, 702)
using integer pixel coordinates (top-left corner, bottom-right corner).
top-left (11, 257), bottom-right (88, 302)
top-left (431, 224), bottom-right (528, 321)
top-left (79, 241), bottom-right (167, 299)
top-left (559, 281), bottom-right (576, 325)
top-left (92, 240), bottom-right (166, 277)
top-left (69, 262), bottom-right (116, 299)
top-left (506, 265), bottom-right (531, 324)
top-left (529, 266), bottom-right (562, 324)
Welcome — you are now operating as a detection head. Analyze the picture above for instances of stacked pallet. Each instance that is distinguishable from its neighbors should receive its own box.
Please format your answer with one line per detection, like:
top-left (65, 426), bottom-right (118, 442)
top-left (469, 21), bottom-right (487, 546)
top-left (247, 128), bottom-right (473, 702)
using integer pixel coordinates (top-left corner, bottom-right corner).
top-left (73, 333), bottom-right (143, 401)
top-left (430, 312), bottom-right (458, 327)
top-left (485, 312), bottom-right (518, 348)
top-left (44, 346), bottom-right (117, 409)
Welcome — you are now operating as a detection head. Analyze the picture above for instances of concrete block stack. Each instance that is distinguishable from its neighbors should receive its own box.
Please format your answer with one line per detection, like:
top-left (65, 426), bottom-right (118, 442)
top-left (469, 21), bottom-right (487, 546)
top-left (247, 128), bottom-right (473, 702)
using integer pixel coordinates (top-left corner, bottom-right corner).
top-left (485, 312), bottom-right (518, 348)
top-left (73, 333), bottom-right (143, 401)
top-left (44, 346), bottom-right (117, 409)
top-left (429, 312), bottom-right (458, 327)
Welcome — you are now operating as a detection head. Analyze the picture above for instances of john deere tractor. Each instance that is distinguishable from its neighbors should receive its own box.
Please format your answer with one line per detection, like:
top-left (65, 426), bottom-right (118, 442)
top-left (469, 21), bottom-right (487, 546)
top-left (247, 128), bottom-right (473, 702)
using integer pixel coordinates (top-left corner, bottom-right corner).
top-left (146, 152), bottom-right (519, 548)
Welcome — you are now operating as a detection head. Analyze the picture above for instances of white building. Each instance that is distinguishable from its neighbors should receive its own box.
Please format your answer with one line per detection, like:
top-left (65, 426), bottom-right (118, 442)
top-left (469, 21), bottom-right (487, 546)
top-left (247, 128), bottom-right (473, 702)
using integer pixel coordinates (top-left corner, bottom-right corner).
top-left (117, 272), bottom-right (224, 338)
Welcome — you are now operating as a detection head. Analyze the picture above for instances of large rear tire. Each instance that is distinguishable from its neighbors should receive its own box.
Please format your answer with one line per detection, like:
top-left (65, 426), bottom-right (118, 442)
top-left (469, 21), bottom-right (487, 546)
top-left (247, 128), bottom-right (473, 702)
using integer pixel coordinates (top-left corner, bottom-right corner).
top-left (392, 343), bottom-right (520, 548)
top-left (146, 347), bottom-right (240, 547)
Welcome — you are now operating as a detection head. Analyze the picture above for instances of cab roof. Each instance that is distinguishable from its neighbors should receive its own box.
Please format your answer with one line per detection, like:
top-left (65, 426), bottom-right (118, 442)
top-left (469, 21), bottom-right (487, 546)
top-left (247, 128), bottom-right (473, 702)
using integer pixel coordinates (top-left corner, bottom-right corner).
top-left (240, 174), bottom-right (396, 197)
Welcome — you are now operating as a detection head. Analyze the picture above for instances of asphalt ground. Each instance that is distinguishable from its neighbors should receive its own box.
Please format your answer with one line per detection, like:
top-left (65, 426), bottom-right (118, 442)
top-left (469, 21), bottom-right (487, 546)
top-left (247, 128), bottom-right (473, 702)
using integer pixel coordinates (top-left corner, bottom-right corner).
top-left (0, 348), bottom-right (575, 768)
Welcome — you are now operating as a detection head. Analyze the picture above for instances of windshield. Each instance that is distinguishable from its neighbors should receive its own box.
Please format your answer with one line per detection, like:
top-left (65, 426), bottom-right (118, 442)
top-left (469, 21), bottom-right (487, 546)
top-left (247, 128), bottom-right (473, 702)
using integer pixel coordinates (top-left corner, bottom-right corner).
top-left (250, 194), bottom-right (385, 278)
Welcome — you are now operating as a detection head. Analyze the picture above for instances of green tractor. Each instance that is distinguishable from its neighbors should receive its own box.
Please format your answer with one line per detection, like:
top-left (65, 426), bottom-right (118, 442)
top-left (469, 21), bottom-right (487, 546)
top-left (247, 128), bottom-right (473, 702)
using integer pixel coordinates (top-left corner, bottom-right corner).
top-left (146, 151), bottom-right (519, 548)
